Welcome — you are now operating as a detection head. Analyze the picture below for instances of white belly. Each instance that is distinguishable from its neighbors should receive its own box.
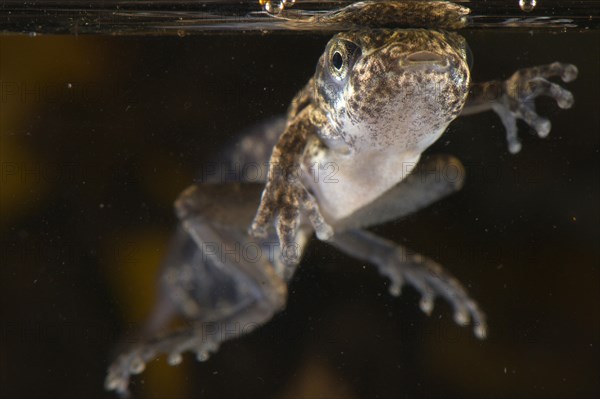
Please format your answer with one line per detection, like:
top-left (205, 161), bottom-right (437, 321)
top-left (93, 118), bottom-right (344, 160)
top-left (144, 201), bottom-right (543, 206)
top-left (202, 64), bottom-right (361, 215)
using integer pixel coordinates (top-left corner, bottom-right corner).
top-left (305, 149), bottom-right (421, 222)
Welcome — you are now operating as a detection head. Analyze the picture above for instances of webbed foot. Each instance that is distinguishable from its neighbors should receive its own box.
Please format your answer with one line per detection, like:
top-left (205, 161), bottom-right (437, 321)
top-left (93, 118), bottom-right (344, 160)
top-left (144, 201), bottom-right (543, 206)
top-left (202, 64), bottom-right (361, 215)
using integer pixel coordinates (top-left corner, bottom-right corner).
top-left (331, 229), bottom-right (487, 339)
top-left (382, 246), bottom-right (487, 339)
top-left (493, 62), bottom-right (578, 153)
top-left (105, 326), bottom-right (221, 396)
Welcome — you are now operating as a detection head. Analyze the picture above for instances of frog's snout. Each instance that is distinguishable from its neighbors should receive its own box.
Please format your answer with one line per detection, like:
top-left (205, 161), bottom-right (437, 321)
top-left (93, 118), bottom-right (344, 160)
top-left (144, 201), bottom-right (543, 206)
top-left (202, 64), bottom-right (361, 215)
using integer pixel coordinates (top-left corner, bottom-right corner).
top-left (404, 51), bottom-right (449, 68)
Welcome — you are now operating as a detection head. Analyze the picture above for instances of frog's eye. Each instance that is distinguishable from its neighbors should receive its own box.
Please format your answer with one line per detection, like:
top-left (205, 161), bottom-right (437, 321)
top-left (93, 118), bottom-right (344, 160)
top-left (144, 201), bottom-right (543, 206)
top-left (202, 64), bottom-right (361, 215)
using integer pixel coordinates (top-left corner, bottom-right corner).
top-left (328, 40), bottom-right (360, 81)
top-left (332, 51), bottom-right (344, 70)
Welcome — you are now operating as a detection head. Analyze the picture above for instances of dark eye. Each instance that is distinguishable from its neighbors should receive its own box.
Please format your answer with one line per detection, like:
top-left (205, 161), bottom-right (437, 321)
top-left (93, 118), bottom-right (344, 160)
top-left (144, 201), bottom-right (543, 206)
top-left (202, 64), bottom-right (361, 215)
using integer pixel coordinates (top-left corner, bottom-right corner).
top-left (332, 51), bottom-right (343, 70)
top-left (327, 40), bottom-right (360, 81)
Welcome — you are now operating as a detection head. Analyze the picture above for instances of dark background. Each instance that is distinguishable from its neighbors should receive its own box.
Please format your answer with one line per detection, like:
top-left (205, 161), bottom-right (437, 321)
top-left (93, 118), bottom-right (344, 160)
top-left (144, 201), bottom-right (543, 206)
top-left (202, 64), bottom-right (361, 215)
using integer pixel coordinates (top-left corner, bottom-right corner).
top-left (1, 28), bottom-right (598, 398)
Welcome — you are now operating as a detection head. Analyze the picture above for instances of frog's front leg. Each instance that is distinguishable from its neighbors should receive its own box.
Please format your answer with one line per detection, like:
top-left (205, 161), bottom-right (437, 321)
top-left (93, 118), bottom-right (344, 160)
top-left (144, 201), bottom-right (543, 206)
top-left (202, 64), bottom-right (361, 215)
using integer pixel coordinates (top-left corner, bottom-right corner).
top-left (250, 105), bottom-right (333, 263)
top-left (463, 62), bottom-right (578, 153)
top-left (329, 155), bottom-right (486, 338)
top-left (106, 183), bottom-right (293, 396)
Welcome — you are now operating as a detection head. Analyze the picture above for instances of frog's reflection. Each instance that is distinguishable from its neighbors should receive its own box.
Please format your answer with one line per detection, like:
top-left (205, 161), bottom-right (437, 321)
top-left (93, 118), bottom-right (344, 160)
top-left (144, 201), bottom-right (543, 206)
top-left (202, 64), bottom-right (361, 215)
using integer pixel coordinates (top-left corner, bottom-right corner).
top-left (106, 28), bottom-right (577, 395)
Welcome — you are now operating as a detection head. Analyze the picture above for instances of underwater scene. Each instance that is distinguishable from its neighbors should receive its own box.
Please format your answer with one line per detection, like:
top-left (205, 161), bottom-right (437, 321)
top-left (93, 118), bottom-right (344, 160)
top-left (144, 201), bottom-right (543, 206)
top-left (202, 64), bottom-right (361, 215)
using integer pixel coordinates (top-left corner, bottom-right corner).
top-left (1, 1), bottom-right (599, 398)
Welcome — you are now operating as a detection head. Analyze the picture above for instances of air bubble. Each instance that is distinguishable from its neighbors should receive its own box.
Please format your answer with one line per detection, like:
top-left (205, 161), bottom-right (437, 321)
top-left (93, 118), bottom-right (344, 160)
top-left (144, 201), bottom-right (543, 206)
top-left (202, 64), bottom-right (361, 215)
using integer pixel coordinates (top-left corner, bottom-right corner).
top-left (519, 0), bottom-right (537, 13)
top-left (260, 0), bottom-right (296, 15)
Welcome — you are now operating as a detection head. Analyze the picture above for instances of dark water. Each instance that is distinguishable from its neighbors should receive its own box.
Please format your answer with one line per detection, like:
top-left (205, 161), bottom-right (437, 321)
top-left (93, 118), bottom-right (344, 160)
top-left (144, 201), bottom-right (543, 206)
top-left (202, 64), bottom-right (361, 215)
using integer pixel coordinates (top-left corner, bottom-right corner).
top-left (1, 10), bottom-right (599, 399)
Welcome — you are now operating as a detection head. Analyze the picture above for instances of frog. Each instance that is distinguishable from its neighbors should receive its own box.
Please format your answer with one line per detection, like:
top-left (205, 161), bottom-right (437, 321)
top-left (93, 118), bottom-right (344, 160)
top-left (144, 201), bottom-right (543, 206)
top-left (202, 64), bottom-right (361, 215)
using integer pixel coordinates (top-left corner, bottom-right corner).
top-left (105, 2), bottom-right (578, 395)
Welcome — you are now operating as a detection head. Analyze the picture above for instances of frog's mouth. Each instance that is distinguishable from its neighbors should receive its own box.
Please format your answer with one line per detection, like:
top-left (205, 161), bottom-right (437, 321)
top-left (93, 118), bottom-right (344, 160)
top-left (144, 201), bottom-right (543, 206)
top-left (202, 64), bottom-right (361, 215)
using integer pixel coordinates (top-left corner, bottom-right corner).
top-left (405, 50), bottom-right (447, 64)
top-left (404, 51), bottom-right (449, 67)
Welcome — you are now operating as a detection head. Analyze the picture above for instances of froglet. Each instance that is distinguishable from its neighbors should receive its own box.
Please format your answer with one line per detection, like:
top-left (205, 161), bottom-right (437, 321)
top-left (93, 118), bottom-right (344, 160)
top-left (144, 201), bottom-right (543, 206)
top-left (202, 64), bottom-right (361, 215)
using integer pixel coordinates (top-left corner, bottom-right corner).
top-left (105, 2), bottom-right (577, 395)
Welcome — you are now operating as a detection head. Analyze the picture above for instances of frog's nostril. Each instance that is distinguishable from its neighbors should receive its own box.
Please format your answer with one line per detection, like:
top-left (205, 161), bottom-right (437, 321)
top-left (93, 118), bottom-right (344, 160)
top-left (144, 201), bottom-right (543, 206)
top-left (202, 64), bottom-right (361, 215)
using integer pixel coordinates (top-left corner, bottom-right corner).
top-left (406, 51), bottom-right (445, 63)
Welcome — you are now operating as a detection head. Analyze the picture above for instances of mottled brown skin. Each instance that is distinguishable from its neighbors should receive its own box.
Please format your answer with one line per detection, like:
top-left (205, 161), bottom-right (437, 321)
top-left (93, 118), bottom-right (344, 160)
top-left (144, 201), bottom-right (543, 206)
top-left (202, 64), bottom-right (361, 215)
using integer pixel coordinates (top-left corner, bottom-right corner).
top-left (251, 2), bottom-right (474, 247)
top-left (278, 0), bottom-right (470, 30)
top-left (105, 2), bottom-right (578, 395)
top-left (314, 29), bottom-right (469, 147)
top-left (250, 29), bottom-right (472, 252)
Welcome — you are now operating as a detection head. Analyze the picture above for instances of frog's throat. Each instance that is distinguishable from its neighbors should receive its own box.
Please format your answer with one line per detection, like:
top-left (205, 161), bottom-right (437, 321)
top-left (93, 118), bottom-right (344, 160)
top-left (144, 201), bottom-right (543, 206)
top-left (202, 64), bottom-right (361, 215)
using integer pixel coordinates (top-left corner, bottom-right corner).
top-left (304, 147), bottom-right (422, 223)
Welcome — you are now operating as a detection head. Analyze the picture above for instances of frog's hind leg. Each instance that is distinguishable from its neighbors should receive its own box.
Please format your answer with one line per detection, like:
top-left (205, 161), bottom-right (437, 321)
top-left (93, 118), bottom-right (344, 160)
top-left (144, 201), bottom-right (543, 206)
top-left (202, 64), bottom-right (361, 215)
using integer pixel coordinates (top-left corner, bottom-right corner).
top-left (330, 230), bottom-right (486, 339)
top-left (329, 155), bottom-right (486, 338)
top-left (106, 183), bottom-right (289, 396)
top-left (106, 294), bottom-right (284, 396)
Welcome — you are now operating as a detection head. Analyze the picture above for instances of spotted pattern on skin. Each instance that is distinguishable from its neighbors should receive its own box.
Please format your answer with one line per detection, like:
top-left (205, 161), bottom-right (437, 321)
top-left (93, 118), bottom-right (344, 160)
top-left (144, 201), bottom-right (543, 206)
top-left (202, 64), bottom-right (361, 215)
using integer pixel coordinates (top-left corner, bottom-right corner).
top-left (278, 1), bottom-right (470, 30)
top-left (313, 29), bottom-right (470, 151)
top-left (252, 28), bottom-right (471, 247)
top-left (105, 1), bottom-right (581, 392)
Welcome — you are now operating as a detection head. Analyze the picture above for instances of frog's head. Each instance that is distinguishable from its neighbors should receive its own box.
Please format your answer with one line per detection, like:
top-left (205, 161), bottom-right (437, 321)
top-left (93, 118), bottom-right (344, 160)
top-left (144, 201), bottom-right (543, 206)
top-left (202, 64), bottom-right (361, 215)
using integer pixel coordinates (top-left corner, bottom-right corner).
top-left (313, 29), bottom-right (471, 154)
